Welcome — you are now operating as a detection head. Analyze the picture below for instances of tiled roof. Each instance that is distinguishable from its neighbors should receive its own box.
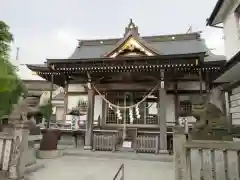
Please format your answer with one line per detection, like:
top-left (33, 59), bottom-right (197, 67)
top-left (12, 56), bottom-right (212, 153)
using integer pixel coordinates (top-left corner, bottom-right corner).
top-left (69, 32), bottom-right (224, 62)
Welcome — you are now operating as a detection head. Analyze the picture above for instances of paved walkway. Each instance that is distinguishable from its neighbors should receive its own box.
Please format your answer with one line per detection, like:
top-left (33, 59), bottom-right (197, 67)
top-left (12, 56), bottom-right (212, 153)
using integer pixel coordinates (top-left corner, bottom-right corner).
top-left (28, 155), bottom-right (174, 180)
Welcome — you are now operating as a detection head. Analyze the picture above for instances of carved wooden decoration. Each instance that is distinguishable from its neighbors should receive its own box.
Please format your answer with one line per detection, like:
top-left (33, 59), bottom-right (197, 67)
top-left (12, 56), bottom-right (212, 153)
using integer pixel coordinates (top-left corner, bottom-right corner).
top-left (110, 37), bottom-right (155, 58)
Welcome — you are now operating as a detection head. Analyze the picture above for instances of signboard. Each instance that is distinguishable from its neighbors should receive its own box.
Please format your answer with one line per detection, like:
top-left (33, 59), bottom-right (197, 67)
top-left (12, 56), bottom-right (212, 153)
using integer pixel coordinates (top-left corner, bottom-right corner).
top-left (122, 141), bottom-right (132, 148)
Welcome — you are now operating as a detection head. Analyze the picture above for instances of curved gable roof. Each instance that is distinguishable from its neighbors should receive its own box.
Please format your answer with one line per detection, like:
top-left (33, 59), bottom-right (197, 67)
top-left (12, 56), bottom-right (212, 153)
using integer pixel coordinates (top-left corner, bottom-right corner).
top-left (69, 32), bottom-right (210, 59)
top-left (104, 19), bottom-right (160, 57)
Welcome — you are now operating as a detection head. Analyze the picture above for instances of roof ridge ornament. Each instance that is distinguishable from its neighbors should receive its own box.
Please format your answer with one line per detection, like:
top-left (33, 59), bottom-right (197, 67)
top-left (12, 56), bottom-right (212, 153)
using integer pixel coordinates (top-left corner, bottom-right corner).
top-left (124, 18), bottom-right (139, 36)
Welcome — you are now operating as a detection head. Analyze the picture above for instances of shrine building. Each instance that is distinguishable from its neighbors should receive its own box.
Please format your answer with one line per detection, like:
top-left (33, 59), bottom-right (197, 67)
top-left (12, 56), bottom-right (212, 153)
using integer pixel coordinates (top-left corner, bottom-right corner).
top-left (27, 19), bottom-right (226, 153)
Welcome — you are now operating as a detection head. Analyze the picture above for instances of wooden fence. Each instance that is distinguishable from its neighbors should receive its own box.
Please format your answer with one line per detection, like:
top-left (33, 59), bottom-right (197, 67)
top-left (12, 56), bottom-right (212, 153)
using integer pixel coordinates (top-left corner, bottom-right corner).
top-left (92, 130), bottom-right (120, 151)
top-left (92, 129), bottom-right (160, 153)
top-left (0, 133), bottom-right (14, 172)
top-left (136, 135), bottom-right (159, 154)
top-left (174, 127), bottom-right (240, 180)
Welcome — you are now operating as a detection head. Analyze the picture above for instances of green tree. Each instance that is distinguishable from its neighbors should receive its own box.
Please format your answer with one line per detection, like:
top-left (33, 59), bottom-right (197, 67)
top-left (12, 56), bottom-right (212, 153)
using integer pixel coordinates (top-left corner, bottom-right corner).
top-left (0, 21), bottom-right (26, 118)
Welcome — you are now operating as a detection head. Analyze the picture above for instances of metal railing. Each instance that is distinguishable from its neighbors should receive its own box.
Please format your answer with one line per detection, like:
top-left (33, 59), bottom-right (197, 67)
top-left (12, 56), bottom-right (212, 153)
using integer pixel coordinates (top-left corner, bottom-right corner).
top-left (113, 164), bottom-right (124, 180)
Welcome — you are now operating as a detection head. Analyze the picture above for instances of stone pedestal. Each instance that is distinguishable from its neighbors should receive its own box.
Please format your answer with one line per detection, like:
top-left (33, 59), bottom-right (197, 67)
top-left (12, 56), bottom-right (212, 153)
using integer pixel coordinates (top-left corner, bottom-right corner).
top-left (76, 135), bottom-right (85, 148)
top-left (37, 149), bottom-right (63, 159)
top-left (58, 133), bottom-right (75, 147)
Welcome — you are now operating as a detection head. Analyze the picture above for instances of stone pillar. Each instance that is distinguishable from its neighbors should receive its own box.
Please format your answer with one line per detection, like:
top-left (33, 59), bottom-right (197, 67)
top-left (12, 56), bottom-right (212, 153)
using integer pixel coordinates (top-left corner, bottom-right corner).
top-left (173, 126), bottom-right (188, 180)
top-left (8, 121), bottom-right (29, 179)
top-left (84, 86), bottom-right (95, 150)
top-left (158, 70), bottom-right (168, 153)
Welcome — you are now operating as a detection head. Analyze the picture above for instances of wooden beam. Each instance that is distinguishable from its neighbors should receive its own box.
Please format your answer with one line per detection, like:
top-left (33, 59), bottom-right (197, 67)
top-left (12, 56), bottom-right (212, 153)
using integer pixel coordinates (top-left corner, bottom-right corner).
top-left (94, 82), bottom-right (158, 91)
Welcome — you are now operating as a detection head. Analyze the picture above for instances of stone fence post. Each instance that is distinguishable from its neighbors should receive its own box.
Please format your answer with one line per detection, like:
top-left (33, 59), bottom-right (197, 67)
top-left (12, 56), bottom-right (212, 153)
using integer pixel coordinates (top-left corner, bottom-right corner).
top-left (8, 121), bottom-right (29, 179)
top-left (173, 126), bottom-right (188, 180)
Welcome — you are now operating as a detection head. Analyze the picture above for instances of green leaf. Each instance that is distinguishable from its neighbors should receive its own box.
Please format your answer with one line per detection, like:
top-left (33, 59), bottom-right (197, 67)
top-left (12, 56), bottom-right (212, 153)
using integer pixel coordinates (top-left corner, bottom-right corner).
top-left (39, 103), bottom-right (52, 121)
top-left (0, 21), bottom-right (26, 119)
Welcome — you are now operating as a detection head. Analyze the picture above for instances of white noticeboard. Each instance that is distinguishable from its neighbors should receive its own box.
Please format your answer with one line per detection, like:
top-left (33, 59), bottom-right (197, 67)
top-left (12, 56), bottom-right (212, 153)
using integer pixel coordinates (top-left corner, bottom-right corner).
top-left (122, 141), bottom-right (132, 148)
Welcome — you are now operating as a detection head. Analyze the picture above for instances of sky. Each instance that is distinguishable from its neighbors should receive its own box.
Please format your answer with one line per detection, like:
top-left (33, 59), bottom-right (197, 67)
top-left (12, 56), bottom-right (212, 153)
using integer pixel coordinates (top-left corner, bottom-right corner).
top-left (1, 0), bottom-right (223, 80)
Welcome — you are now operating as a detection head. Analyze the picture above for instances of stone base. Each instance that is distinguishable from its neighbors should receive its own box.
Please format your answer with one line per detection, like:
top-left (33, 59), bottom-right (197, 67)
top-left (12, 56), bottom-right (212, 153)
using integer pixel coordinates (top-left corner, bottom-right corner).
top-left (25, 163), bottom-right (45, 175)
top-left (84, 145), bottom-right (92, 150)
top-left (76, 136), bottom-right (85, 148)
top-left (58, 133), bottom-right (75, 147)
top-left (37, 149), bottom-right (63, 159)
top-left (159, 149), bottom-right (169, 154)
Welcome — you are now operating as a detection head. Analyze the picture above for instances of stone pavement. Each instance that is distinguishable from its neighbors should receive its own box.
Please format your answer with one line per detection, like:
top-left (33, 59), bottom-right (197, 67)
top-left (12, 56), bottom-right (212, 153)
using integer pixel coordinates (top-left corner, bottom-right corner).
top-left (27, 155), bottom-right (174, 180)
top-left (63, 148), bottom-right (173, 162)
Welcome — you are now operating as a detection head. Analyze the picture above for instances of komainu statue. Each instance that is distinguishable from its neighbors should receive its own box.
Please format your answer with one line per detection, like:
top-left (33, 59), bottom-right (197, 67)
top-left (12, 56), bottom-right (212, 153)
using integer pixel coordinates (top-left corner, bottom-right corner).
top-left (189, 96), bottom-right (232, 141)
top-left (5, 97), bottom-right (41, 135)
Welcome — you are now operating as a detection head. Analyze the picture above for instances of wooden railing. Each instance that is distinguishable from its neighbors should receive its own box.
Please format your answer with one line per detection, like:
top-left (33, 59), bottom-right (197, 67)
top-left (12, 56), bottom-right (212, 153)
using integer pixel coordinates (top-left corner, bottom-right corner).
top-left (0, 133), bottom-right (14, 171)
top-left (92, 130), bottom-right (120, 151)
top-left (136, 135), bottom-right (159, 154)
top-left (174, 127), bottom-right (240, 180)
top-left (113, 164), bottom-right (124, 180)
top-left (92, 129), bottom-right (161, 153)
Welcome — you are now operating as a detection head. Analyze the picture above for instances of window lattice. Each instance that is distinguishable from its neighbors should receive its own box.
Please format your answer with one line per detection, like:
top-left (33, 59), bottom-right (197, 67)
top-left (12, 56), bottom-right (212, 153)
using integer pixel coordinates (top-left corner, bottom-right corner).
top-left (105, 92), bottom-right (158, 125)
top-left (179, 101), bottom-right (192, 116)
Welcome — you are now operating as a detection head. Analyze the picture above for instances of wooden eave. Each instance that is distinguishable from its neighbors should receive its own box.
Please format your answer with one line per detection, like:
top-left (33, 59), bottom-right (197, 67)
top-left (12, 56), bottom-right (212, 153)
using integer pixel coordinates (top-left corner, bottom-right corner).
top-left (47, 53), bottom-right (224, 73)
top-left (222, 51), bottom-right (240, 73)
top-left (206, 0), bottom-right (224, 26)
top-left (27, 54), bottom-right (225, 86)
top-left (26, 64), bottom-right (65, 86)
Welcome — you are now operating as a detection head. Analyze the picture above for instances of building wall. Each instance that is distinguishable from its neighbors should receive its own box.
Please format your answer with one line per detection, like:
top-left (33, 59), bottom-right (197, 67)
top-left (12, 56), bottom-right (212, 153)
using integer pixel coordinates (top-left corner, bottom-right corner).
top-left (230, 86), bottom-right (240, 125)
top-left (65, 82), bottom-right (209, 125)
top-left (223, 0), bottom-right (240, 60)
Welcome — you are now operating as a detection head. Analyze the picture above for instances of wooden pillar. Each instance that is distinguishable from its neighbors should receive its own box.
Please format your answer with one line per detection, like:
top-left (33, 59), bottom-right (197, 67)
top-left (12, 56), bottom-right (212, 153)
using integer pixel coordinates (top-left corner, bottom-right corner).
top-left (47, 70), bottom-right (54, 128)
top-left (143, 102), bottom-right (147, 124)
top-left (174, 82), bottom-right (179, 125)
top-left (63, 78), bottom-right (68, 123)
top-left (84, 84), bottom-right (95, 150)
top-left (199, 67), bottom-right (203, 96)
top-left (123, 92), bottom-right (127, 139)
top-left (101, 93), bottom-right (106, 127)
top-left (158, 70), bottom-right (168, 153)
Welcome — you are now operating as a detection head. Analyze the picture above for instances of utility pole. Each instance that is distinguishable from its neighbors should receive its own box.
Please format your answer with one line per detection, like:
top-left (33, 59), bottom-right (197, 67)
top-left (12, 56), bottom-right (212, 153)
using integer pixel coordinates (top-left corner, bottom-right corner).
top-left (16, 47), bottom-right (20, 61)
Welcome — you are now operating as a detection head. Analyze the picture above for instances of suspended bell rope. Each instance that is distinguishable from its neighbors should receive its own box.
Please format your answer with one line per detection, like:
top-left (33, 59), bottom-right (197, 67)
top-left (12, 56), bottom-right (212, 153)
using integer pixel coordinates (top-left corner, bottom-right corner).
top-left (92, 82), bottom-right (160, 110)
